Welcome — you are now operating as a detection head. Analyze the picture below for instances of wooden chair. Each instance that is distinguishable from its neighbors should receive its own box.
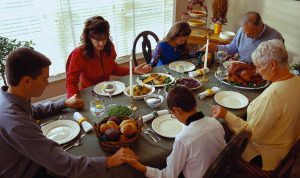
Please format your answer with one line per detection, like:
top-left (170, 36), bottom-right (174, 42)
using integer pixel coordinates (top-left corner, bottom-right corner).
top-left (203, 130), bottom-right (251, 178)
top-left (230, 139), bottom-right (300, 178)
top-left (131, 31), bottom-right (159, 67)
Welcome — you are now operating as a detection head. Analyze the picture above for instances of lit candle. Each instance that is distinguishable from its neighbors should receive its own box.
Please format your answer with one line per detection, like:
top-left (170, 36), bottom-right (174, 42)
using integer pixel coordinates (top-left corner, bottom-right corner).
top-left (204, 35), bottom-right (209, 69)
top-left (129, 56), bottom-right (133, 97)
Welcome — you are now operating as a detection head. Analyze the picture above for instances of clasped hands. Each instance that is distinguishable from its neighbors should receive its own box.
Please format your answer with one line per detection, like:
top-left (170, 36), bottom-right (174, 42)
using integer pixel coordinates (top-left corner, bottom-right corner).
top-left (106, 147), bottom-right (146, 173)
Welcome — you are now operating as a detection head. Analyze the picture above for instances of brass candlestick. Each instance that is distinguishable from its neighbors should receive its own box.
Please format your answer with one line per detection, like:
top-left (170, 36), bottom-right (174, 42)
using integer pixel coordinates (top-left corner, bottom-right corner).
top-left (128, 96), bottom-right (138, 111)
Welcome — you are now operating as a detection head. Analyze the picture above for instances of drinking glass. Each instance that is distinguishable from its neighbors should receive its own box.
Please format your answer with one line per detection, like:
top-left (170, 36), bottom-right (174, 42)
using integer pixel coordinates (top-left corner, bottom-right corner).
top-left (103, 81), bottom-right (116, 106)
top-left (90, 98), bottom-right (105, 117)
top-left (216, 50), bottom-right (228, 65)
top-left (216, 66), bottom-right (228, 87)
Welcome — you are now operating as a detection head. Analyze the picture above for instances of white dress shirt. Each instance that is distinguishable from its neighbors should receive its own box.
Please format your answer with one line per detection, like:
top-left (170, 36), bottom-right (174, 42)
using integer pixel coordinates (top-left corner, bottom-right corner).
top-left (146, 117), bottom-right (226, 178)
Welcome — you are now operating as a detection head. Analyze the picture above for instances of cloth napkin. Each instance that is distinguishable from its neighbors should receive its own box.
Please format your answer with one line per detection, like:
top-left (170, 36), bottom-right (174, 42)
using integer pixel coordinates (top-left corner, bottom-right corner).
top-left (188, 68), bottom-right (209, 78)
top-left (198, 87), bottom-right (221, 99)
top-left (142, 110), bottom-right (169, 123)
top-left (73, 112), bottom-right (93, 133)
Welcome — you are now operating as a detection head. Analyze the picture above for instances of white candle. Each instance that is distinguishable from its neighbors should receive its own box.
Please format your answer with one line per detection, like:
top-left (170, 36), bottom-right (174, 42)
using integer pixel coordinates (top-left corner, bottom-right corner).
top-left (204, 36), bottom-right (209, 69)
top-left (129, 56), bottom-right (133, 97)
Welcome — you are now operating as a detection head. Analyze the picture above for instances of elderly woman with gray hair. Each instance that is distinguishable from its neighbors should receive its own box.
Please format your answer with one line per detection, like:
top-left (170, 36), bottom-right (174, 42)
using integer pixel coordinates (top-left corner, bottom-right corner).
top-left (211, 39), bottom-right (300, 171)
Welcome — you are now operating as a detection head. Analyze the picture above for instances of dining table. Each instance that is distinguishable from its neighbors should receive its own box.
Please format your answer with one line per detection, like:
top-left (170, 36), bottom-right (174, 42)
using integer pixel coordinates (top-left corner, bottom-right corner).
top-left (41, 58), bottom-right (265, 178)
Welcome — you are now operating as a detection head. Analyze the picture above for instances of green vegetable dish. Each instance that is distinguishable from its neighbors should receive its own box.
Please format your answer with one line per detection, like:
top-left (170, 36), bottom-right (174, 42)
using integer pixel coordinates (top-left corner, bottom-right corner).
top-left (107, 105), bottom-right (133, 117)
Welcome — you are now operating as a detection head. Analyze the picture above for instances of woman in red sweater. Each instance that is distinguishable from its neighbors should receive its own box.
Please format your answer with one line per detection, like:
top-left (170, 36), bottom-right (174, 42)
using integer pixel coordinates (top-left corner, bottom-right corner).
top-left (66, 16), bottom-right (148, 98)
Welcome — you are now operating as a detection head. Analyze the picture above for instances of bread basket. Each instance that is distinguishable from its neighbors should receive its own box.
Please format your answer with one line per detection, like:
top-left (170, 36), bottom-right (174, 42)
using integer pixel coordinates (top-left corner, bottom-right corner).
top-left (94, 116), bottom-right (143, 153)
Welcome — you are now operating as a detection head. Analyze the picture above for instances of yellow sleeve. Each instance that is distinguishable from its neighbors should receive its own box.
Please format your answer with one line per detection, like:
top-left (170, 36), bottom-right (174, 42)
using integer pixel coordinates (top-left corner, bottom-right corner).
top-left (225, 93), bottom-right (281, 142)
top-left (225, 111), bottom-right (250, 134)
top-left (245, 94), bottom-right (281, 142)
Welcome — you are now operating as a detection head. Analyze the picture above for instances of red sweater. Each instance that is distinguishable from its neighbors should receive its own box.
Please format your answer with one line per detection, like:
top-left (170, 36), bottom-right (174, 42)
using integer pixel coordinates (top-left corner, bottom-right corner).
top-left (66, 44), bottom-right (129, 97)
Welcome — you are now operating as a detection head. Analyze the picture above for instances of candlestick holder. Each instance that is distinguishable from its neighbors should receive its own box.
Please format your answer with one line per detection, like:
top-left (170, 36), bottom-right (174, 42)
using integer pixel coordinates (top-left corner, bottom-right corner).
top-left (199, 67), bottom-right (209, 83)
top-left (128, 96), bottom-right (138, 111)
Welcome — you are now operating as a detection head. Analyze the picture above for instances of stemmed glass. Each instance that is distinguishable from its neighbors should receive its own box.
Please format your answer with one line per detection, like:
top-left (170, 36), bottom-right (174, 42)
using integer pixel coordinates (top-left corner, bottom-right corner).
top-left (175, 64), bottom-right (185, 78)
top-left (216, 65), bottom-right (228, 87)
top-left (103, 81), bottom-right (116, 106)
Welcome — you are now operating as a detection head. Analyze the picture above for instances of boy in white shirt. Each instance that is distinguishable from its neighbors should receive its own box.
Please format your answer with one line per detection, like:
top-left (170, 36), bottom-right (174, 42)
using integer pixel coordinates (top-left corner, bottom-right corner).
top-left (124, 86), bottom-right (226, 178)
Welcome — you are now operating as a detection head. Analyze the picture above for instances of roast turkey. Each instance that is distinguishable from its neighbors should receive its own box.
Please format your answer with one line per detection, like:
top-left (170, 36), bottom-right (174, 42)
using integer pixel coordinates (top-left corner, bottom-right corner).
top-left (227, 63), bottom-right (265, 86)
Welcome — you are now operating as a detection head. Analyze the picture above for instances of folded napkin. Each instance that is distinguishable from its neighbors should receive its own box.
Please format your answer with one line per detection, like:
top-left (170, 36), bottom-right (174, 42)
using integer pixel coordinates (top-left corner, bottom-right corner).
top-left (142, 110), bottom-right (169, 123)
top-left (198, 87), bottom-right (221, 99)
top-left (73, 112), bottom-right (93, 133)
top-left (189, 68), bottom-right (210, 78)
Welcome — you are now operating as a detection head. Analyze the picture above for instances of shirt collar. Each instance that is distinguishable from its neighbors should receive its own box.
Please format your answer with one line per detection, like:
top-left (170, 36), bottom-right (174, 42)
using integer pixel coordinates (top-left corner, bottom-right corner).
top-left (1, 86), bottom-right (32, 114)
top-left (257, 24), bottom-right (266, 38)
top-left (186, 111), bottom-right (205, 126)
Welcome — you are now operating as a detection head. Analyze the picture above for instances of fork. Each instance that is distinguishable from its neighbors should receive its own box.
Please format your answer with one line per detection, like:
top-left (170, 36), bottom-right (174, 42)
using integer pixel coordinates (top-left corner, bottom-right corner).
top-left (63, 133), bottom-right (86, 151)
top-left (162, 66), bottom-right (170, 74)
top-left (144, 124), bottom-right (161, 141)
top-left (40, 115), bottom-right (63, 127)
top-left (142, 128), bottom-right (158, 143)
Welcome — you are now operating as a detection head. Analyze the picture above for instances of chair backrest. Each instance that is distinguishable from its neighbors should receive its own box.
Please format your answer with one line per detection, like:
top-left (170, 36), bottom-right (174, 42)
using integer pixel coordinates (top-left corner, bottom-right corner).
top-left (131, 31), bottom-right (159, 67)
top-left (272, 139), bottom-right (300, 178)
top-left (203, 130), bottom-right (252, 178)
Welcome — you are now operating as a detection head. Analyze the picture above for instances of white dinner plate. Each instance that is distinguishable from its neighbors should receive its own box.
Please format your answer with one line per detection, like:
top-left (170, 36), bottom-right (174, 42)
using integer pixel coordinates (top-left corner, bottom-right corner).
top-left (123, 84), bottom-right (155, 99)
top-left (214, 91), bottom-right (249, 109)
top-left (94, 81), bottom-right (126, 96)
top-left (169, 61), bottom-right (196, 72)
top-left (136, 73), bottom-right (175, 87)
top-left (41, 120), bottom-right (80, 144)
top-left (152, 114), bottom-right (184, 138)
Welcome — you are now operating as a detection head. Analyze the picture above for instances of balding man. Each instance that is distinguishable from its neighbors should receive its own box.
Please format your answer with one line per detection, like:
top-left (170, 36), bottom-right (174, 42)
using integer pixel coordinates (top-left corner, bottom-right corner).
top-left (204, 11), bottom-right (283, 63)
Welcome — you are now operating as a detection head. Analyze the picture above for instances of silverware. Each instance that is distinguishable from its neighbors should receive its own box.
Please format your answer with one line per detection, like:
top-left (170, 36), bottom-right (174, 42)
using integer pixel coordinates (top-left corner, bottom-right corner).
top-left (63, 133), bottom-right (86, 151)
top-left (144, 124), bottom-right (161, 141)
top-left (40, 115), bottom-right (63, 127)
top-left (163, 66), bottom-right (170, 74)
top-left (142, 128), bottom-right (158, 142)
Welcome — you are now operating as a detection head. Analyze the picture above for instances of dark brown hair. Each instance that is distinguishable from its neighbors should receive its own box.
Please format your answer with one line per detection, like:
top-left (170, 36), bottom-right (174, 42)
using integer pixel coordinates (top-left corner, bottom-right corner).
top-left (163, 21), bottom-right (192, 42)
top-left (5, 47), bottom-right (51, 86)
top-left (163, 21), bottom-right (192, 58)
top-left (167, 85), bottom-right (196, 112)
top-left (80, 16), bottom-right (113, 58)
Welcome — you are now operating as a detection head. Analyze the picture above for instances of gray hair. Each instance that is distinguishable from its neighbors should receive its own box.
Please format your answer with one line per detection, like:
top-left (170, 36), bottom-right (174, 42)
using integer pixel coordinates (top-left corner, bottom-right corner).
top-left (240, 11), bottom-right (263, 26)
top-left (252, 39), bottom-right (288, 65)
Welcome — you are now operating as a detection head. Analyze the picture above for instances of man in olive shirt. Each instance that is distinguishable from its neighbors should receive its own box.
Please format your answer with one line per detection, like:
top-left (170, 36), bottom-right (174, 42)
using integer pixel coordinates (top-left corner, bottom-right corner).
top-left (0, 47), bottom-right (136, 178)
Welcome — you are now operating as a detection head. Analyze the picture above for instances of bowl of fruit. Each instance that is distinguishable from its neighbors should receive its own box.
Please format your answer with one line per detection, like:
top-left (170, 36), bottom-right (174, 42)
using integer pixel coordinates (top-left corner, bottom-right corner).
top-left (94, 116), bottom-right (143, 152)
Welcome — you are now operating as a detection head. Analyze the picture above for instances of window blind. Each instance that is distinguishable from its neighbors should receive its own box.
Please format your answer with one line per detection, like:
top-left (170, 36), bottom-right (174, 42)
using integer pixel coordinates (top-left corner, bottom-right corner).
top-left (0, 0), bottom-right (174, 78)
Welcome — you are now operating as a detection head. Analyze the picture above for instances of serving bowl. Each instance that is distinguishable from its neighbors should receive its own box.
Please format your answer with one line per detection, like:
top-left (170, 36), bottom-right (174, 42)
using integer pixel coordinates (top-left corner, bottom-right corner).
top-left (144, 94), bottom-right (164, 109)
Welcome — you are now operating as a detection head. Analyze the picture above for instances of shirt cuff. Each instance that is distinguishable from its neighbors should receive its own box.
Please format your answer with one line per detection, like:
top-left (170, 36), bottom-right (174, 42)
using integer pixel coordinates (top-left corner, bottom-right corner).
top-left (56, 98), bottom-right (67, 110)
top-left (145, 166), bottom-right (157, 178)
top-left (224, 111), bottom-right (237, 125)
top-left (90, 157), bottom-right (107, 172)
